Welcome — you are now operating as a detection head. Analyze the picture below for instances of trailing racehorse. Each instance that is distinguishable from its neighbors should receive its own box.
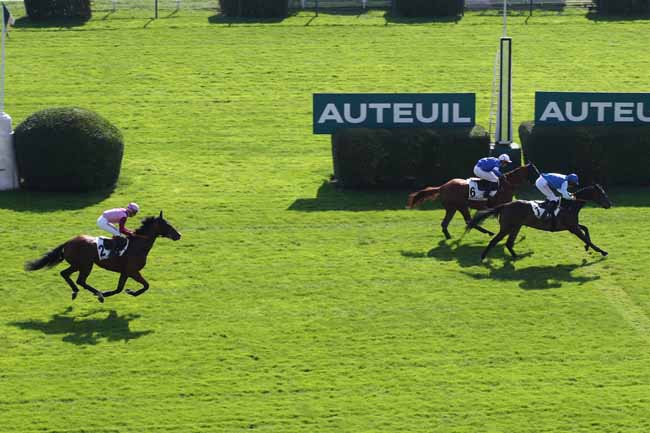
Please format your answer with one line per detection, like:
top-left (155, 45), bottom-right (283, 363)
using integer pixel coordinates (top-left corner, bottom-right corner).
top-left (25, 212), bottom-right (181, 302)
top-left (467, 185), bottom-right (611, 260)
top-left (406, 163), bottom-right (533, 239)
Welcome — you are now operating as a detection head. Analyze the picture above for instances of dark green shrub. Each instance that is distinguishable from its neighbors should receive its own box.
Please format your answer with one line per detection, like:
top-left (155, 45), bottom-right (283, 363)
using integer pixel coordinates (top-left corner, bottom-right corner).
top-left (595, 0), bottom-right (650, 14)
top-left (14, 108), bottom-right (124, 192)
top-left (24, 0), bottom-right (91, 20)
top-left (332, 126), bottom-right (490, 188)
top-left (520, 121), bottom-right (650, 186)
top-left (394, 0), bottom-right (464, 17)
top-left (219, 0), bottom-right (288, 18)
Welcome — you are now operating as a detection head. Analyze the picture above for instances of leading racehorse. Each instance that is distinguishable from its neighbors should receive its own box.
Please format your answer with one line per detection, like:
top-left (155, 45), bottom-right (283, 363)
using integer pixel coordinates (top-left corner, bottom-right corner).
top-left (25, 211), bottom-right (181, 302)
top-left (406, 163), bottom-right (533, 239)
top-left (467, 185), bottom-right (611, 260)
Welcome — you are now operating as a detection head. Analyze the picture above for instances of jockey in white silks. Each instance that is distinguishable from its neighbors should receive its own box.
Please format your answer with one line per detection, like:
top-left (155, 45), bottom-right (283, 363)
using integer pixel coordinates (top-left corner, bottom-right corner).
top-left (473, 154), bottom-right (512, 196)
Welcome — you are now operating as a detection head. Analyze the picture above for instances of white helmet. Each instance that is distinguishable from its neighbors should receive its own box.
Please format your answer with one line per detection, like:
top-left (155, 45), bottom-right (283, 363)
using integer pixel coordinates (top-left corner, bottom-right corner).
top-left (127, 202), bottom-right (140, 214)
top-left (498, 154), bottom-right (512, 163)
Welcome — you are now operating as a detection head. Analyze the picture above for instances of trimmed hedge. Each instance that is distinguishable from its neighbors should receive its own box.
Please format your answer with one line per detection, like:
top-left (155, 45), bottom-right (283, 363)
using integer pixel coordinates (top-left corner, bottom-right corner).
top-left (520, 121), bottom-right (650, 186)
top-left (595, 0), bottom-right (650, 15)
top-left (332, 126), bottom-right (490, 188)
top-left (14, 108), bottom-right (124, 192)
top-left (219, 0), bottom-right (288, 18)
top-left (24, 0), bottom-right (91, 20)
top-left (394, 0), bottom-right (465, 17)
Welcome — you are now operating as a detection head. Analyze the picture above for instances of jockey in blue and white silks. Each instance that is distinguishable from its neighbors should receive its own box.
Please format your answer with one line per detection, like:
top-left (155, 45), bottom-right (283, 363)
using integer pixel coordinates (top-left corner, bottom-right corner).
top-left (535, 173), bottom-right (579, 204)
top-left (473, 154), bottom-right (512, 193)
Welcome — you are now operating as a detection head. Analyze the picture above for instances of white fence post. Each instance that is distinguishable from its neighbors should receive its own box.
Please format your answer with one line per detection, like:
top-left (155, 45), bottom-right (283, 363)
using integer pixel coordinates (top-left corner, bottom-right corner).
top-left (0, 112), bottom-right (17, 190)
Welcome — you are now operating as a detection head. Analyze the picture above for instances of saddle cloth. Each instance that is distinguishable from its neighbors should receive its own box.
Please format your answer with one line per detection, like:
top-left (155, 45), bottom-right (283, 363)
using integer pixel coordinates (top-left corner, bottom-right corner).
top-left (467, 178), bottom-right (494, 201)
top-left (96, 237), bottom-right (129, 260)
top-left (528, 201), bottom-right (561, 220)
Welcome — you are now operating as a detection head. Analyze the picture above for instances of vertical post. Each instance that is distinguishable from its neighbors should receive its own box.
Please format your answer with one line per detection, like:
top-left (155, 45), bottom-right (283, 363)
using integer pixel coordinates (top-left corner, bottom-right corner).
top-left (177, 0), bottom-right (181, 11)
top-left (154, 0), bottom-right (158, 18)
top-left (502, 0), bottom-right (507, 37)
top-left (496, 37), bottom-right (512, 145)
top-left (315, 0), bottom-right (319, 17)
top-left (529, 0), bottom-right (533, 17)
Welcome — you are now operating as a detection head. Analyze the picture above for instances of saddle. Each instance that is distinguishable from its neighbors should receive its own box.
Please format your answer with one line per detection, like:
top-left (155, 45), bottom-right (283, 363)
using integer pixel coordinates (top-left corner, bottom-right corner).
top-left (468, 178), bottom-right (499, 201)
top-left (96, 236), bottom-right (129, 260)
top-left (530, 200), bottom-right (561, 220)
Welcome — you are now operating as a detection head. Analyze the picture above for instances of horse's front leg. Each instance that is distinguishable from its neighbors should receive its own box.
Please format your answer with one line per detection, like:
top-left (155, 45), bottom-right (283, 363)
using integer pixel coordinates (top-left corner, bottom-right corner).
top-left (579, 224), bottom-right (591, 251)
top-left (102, 273), bottom-right (128, 298)
top-left (569, 226), bottom-right (607, 256)
top-left (460, 207), bottom-right (494, 236)
top-left (126, 271), bottom-right (150, 297)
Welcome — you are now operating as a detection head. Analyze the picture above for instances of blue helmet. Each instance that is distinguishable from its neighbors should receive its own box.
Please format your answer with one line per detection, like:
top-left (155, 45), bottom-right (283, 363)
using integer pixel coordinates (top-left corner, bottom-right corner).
top-left (567, 173), bottom-right (579, 185)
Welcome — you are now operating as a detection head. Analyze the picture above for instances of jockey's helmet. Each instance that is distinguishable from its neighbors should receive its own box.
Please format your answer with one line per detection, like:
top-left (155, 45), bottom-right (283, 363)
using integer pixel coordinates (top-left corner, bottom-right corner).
top-left (498, 154), bottom-right (512, 164)
top-left (567, 173), bottom-right (579, 185)
top-left (127, 202), bottom-right (140, 214)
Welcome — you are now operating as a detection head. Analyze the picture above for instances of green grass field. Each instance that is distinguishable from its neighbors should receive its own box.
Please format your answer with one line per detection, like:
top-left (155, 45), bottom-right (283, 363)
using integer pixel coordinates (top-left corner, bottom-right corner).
top-left (2, 7), bottom-right (650, 433)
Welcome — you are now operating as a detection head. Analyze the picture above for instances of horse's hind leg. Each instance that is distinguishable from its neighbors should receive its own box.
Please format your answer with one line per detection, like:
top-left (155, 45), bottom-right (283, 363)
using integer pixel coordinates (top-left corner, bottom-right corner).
top-left (60, 266), bottom-right (80, 300)
top-left (460, 207), bottom-right (494, 236)
top-left (76, 265), bottom-right (105, 303)
top-left (579, 224), bottom-right (591, 251)
top-left (481, 229), bottom-right (509, 261)
top-left (441, 208), bottom-right (457, 240)
top-left (505, 226), bottom-right (523, 258)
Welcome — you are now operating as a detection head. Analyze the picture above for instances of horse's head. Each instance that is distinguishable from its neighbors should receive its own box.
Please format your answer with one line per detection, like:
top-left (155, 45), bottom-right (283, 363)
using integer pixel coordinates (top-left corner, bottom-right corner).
top-left (575, 184), bottom-right (612, 209)
top-left (504, 163), bottom-right (532, 186)
top-left (136, 211), bottom-right (182, 240)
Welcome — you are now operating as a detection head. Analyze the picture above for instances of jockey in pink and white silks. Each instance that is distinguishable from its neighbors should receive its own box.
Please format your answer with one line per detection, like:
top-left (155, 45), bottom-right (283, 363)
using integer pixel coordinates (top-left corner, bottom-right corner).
top-left (96, 203), bottom-right (140, 256)
top-left (473, 154), bottom-right (512, 196)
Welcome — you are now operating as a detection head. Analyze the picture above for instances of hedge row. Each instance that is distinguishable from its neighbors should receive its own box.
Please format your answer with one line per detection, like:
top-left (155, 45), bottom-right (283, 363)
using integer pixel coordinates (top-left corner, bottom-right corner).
top-left (24, 0), bottom-right (91, 20)
top-left (219, 0), bottom-right (288, 18)
top-left (520, 121), bottom-right (650, 186)
top-left (332, 126), bottom-right (489, 188)
top-left (394, 0), bottom-right (465, 17)
top-left (595, 0), bottom-right (650, 14)
top-left (14, 108), bottom-right (124, 192)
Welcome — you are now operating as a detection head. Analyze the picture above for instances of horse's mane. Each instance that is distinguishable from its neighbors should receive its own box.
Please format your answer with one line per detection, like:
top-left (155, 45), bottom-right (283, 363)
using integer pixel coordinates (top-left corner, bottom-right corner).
top-left (135, 216), bottom-right (157, 235)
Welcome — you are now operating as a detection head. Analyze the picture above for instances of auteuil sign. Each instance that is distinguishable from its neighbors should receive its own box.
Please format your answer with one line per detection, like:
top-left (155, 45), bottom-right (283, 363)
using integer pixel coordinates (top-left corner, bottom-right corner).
top-left (536, 92), bottom-right (650, 125)
top-left (313, 93), bottom-right (475, 134)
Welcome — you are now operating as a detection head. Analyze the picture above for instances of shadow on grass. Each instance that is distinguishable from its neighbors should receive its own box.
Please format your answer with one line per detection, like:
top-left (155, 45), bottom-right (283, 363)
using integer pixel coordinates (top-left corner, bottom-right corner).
top-left (383, 12), bottom-right (462, 25)
top-left (0, 187), bottom-right (113, 212)
top-left (8, 307), bottom-right (153, 345)
top-left (13, 16), bottom-right (89, 29)
top-left (401, 238), bottom-right (527, 268)
top-left (289, 181), bottom-right (418, 212)
top-left (462, 258), bottom-right (605, 290)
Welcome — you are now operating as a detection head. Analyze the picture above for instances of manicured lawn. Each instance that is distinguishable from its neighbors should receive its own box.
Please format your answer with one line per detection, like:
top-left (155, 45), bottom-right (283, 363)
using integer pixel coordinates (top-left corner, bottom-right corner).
top-left (1, 8), bottom-right (650, 432)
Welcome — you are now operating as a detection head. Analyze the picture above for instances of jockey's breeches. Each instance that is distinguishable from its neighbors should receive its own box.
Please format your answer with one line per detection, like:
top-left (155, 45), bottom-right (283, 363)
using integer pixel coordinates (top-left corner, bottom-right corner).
top-left (473, 166), bottom-right (500, 183)
top-left (97, 216), bottom-right (122, 237)
top-left (535, 177), bottom-right (560, 201)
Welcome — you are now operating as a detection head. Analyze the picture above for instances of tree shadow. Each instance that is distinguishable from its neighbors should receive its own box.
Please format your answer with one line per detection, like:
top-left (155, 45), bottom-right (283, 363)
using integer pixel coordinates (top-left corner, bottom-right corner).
top-left (586, 12), bottom-right (650, 22)
top-left (8, 307), bottom-right (153, 345)
top-left (462, 258), bottom-right (604, 290)
top-left (0, 187), bottom-right (114, 212)
top-left (207, 14), bottom-right (287, 25)
top-left (401, 238), bottom-right (528, 268)
top-left (12, 16), bottom-right (89, 29)
top-left (289, 180), bottom-right (418, 212)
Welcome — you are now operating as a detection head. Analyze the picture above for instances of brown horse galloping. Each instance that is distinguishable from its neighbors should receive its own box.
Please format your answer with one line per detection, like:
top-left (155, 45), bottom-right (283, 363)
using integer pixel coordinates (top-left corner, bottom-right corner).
top-left (25, 211), bottom-right (181, 303)
top-left (406, 163), bottom-right (533, 239)
top-left (467, 185), bottom-right (611, 260)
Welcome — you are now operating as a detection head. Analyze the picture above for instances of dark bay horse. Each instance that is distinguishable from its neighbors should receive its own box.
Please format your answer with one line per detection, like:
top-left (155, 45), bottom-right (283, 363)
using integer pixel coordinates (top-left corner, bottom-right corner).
top-left (406, 163), bottom-right (533, 239)
top-left (468, 185), bottom-right (611, 260)
top-left (25, 211), bottom-right (181, 302)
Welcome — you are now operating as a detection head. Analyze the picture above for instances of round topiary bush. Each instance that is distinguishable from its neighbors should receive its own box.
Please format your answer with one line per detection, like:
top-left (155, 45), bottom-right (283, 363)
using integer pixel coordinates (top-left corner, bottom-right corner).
top-left (24, 0), bottom-right (92, 21)
top-left (14, 107), bottom-right (124, 192)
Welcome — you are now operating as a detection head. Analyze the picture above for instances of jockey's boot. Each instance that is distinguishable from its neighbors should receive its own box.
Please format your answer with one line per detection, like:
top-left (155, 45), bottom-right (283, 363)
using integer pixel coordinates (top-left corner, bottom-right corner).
top-left (541, 200), bottom-right (558, 229)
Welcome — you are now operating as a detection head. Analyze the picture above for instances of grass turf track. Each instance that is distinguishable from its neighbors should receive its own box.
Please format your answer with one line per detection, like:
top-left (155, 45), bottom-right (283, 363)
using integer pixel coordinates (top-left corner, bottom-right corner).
top-left (1, 6), bottom-right (650, 432)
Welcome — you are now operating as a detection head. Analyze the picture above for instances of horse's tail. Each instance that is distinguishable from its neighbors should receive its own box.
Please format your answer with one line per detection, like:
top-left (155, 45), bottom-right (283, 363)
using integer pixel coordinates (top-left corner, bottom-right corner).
top-left (406, 186), bottom-right (441, 209)
top-left (466, 206), bottom-right (504, 233)
top-left (25, 243), bottom-right (65, 271)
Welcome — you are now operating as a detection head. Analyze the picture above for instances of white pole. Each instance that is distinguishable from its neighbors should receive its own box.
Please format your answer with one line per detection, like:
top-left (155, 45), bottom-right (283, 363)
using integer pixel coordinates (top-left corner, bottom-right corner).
top-left (502, 0), bottom-right (507, 37)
